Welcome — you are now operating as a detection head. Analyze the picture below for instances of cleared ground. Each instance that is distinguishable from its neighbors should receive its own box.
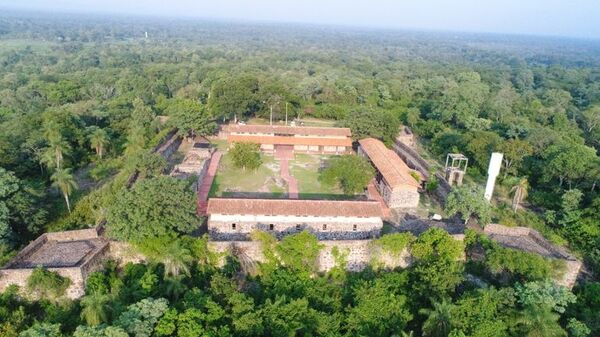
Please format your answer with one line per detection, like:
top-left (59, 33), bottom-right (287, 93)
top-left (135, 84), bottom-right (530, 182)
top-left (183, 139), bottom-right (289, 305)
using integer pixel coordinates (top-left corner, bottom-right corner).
top-left (209, 152), bottom-right (363, 200)
top-left (209, 153), bottom-right (286, 198)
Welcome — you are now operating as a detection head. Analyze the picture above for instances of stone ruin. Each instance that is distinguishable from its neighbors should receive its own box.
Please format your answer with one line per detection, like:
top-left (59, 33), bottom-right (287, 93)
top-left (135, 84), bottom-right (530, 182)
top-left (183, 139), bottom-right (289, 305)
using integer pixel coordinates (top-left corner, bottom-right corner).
top-left (0, 228), bottom-right (109, 299)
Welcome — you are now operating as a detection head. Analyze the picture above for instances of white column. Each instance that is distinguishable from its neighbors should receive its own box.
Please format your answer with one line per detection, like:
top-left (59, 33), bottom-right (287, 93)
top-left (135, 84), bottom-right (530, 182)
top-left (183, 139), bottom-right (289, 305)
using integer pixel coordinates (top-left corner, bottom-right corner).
top-left (484, 152), bottom-right (503, 201)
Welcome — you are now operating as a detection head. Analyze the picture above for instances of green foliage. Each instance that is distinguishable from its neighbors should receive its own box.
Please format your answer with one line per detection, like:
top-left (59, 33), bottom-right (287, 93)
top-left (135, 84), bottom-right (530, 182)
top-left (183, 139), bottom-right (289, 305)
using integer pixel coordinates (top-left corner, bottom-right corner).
top-left (345, 279), bottom-right (412, 336)
top-left (485, 246), bottom-right (563, 283)
top-left (114, 298), bottom-right (169, 337)
top-left (26, 267), bottom-right (71, 301)
top-left (229, 143), bottom-right (262, 171)
top-left (166, 98), bottom-right (217, 138)
top-left (411, 228), bottom-right (464, 262)
top-left (320, 155), bottom-right (375, 194)
top-left (19, 323), bottom-right (61, 337)
top-left (106, 176), bottom-right (199, 243)
top-left (445, 185), bottom-right (492, 226)
top-left (344, 109), bottom-right (400, 146)
top-left (514, 280), bottom-right (576, 313)
top-left (275, 231), bottom-right (323, 274)
top-left (566, 318), bottom-right (591, 337)
top-left (372, 232), bottom-right (415, 257)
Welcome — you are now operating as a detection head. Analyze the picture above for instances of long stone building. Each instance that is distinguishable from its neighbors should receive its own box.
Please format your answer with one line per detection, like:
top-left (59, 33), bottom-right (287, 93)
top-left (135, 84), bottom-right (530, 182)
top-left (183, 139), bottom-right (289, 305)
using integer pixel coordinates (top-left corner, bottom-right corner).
top-left (206, 198), bottom-right (383, 240)
top-left (358, 138), bottom-right (421, 208)
top-left (225, 124), bottom-right (352, 155)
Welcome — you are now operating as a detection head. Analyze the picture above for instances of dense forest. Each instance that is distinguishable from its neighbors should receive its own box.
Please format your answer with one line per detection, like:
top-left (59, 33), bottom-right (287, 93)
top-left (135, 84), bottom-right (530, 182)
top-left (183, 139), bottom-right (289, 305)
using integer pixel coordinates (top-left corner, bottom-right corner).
top-left (0, 10), bottom-right (599, 337)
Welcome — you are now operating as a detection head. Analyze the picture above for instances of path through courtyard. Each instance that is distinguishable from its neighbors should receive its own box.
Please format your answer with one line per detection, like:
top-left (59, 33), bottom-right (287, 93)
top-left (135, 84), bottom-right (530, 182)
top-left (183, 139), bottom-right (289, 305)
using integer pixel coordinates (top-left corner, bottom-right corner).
top-left (274, 145), bottom-right (298, 199)
top-left (197, 150), bottom-right (222, 215)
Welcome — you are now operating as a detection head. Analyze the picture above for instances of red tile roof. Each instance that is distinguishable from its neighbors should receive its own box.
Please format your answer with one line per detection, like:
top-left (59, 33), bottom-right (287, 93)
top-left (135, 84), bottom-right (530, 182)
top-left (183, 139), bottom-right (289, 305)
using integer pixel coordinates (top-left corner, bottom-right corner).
top-left (226, 124), bottom-right (352, 137)
top-left (358, 138), bottom-right (421, 189)
top-left (228, 134), bottom-right (352, 147)
top-left (207, 198), bottom-right (383, 218)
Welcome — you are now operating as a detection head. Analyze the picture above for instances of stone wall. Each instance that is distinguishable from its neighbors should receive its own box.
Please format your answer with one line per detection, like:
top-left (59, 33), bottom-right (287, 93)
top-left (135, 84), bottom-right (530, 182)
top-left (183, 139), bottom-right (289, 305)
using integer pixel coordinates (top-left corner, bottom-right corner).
top-left (389, 188), bottom-right (420, 208)
top-left (209, 236), bottom-right (464, 273)
top-left (208, 214), bottom-right (383, 241)
top-left (484, 223), bottom-right (581, 288)
top-left (0, 228), bottom-right (107, 299)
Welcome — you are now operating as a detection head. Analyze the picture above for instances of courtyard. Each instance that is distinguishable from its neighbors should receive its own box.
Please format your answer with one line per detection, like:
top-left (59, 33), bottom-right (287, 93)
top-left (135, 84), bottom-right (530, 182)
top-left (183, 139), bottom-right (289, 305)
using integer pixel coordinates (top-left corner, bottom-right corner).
top-left (209, 151), bottom-right (364, 200)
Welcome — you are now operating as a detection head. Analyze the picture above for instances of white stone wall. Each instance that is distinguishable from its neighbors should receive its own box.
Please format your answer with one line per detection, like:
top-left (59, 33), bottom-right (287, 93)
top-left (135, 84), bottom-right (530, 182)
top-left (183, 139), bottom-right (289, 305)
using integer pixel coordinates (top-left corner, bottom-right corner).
top-left (389, 188), bottom-right (420, 208)
top-left (208, 214), bottom-right (383, 241)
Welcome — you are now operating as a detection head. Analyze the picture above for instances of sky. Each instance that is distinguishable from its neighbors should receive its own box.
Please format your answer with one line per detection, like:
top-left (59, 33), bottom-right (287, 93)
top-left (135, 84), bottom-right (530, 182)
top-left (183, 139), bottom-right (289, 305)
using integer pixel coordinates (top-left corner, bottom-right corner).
top-left (2, 0), bottom-right (600, 39)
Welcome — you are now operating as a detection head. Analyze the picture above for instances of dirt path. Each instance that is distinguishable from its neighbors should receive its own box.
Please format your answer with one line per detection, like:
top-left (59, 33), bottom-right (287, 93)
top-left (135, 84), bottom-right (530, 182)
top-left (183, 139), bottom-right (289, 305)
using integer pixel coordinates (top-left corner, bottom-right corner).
top-left (197, 151), bottom-right (222, 215)
top-left (280, 159), bottom-right (299, 199)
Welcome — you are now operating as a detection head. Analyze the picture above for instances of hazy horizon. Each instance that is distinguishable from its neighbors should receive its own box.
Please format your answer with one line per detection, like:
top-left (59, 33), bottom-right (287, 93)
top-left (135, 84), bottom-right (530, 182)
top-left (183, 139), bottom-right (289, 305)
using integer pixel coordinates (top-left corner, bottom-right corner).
top-left (1, 0), bottom-right (600, 40)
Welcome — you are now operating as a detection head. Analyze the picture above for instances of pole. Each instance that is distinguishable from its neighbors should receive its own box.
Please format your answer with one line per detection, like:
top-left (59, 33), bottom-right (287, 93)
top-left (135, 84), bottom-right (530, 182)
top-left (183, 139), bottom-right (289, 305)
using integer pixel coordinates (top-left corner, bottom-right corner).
top-left (270, 105), bottom-right (273, 126)
top-left (285, 102), bottom-right (288, 126)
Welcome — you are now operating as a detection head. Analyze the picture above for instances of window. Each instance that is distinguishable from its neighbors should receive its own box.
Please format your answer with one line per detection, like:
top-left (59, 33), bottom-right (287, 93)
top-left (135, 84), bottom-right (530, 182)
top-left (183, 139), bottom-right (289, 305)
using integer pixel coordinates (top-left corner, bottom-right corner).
top-left (322, 224), bottom-right (327, 230)
top-left (231, 223), bottom-right (236, 230)
top-left (296, 224), bottom-right (301, 231)
top-left (269, 224), bottom-right (274, 231)
top-left (353, 224), bottom-right (357, 231)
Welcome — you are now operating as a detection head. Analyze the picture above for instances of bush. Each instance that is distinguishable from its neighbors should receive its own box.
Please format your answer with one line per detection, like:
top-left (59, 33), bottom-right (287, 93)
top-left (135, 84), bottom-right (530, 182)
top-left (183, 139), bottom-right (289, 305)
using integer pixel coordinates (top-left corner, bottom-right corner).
top-left (320, 155), bottom-right (374, 194)
top-left (229, 142), bottom-right (262, 170)
top-left (27, 266), bottom-right (71, 300)
top-left (485, 246), bottom-right (564, 283)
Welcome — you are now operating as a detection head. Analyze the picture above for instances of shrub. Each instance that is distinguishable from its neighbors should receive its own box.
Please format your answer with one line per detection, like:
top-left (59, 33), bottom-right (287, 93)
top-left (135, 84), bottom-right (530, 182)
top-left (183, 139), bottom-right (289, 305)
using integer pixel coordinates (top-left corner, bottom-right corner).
top-left (27, 266), bottom-right (71, 300)
top-left (229, 142), bottom-right (262, 170)
top-left (320, 155), bottom-right (374, 194)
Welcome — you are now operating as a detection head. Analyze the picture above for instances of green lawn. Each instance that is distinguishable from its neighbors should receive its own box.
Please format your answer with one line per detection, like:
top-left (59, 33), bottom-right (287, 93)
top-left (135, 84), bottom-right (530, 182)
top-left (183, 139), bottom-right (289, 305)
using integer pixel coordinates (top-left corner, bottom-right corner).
top-left (289, 154), bottom-right (357, 200)
top-left (209, 153), bottom-right (286, 198)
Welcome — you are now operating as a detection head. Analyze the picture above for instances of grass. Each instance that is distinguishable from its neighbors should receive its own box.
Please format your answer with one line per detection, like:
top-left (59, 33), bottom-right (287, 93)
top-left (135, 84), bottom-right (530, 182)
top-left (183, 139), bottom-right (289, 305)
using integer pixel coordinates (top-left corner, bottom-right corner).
top-left (289, 154), bottom-right (357, 200)
top-left (209, 153), bottom-right (286, 198)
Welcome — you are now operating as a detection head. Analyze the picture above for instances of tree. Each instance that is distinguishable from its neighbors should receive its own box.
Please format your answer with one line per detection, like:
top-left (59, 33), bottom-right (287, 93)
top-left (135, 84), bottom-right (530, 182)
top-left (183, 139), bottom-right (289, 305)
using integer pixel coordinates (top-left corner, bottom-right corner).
top-left (498, 139), bottom-right (533, 178)
top-left (420, 299), bottom-right (454, 337)
top-left (229, 143), bottom-right (262, 171)
top-left (542, 141), bottom-right (597, 188)
top-left (410, 228), bottom-right (465, 297)
top-left (106, 176), bottom-right (199, 243)
top-left (514, 280), bottom-right (576, 314)
top-left (208, 74), bottom-right (260, 121)
top-left (115, 298), bottom-right (169, 337)
top-left (80, 293), bottom-right (112, 326)
top-left (19, 323), bottom-right (62, 337)
top-left (166, 98), bottom-right (216, 139)
top-left (345, 279), bottom-right (413, 336)
top-left (510, 178), bottom-right (529, 212)
top-left (0, 168), bottom-right (19, 245)
top-left (343, 109), bottom-right (400, 146)
top-left (275, 231), bottom-right (323, 274)
top-left (445, 185), bottom-right (491, 226)
top-left (51, 168), bottom-right (78, 213)
top-left (566, 319), bottom-right (591, 337)
top-left (26, 266), bottom-right (71, 301)
top-left (514, 305), bottom-right (567, 337)
top-left (89, 128), bottom-right (109, 159)
top-left (320, 155), bottom-right (375, 194)
top-left (138, 237), bottom-right (193, 277)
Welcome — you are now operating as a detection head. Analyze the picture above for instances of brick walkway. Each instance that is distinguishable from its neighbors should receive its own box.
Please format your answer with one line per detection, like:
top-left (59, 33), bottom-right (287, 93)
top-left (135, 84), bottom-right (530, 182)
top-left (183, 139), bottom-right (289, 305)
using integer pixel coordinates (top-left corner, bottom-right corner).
top-left (280, 159), bottom-right (299, 199)
top-left (367, 180), bottom-right (391, 219)
top-left (197, 151), bottom-right (222, 215)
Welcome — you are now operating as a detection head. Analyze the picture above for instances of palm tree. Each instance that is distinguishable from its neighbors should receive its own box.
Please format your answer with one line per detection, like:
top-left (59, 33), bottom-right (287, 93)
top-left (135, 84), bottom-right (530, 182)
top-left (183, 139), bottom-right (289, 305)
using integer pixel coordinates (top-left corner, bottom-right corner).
top-left (80, 293), bottom-right (111, 326)
top-left (510, 178), bottom-right (529, 212)
top-left (51, 168), bottom-right (78, 213)
top-left (515, 306), bottom-right (567, 337)
top-left (419, 298), bottom-right (454, 337)
top-left (89, 128), bottom-right (109, 159)
top-left (162, 240), bottom-right (193, 277)
top-left (164, 275), bottom-right (186, 301)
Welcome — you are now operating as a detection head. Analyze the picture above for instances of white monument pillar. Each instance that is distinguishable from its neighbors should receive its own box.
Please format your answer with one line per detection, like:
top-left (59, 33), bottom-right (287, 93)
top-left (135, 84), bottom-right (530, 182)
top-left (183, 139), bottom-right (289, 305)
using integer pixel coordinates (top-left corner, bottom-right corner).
top-left (484, 152), bottom-right (503, 201)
